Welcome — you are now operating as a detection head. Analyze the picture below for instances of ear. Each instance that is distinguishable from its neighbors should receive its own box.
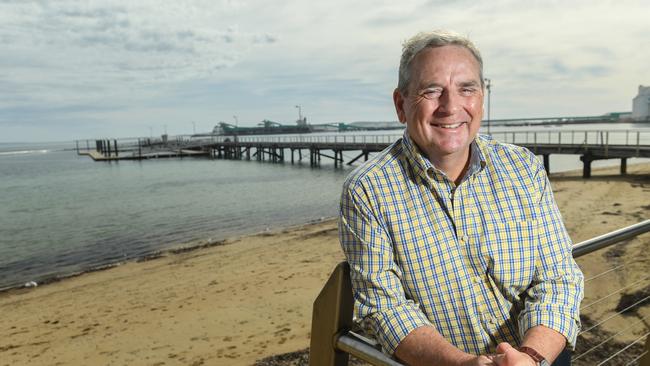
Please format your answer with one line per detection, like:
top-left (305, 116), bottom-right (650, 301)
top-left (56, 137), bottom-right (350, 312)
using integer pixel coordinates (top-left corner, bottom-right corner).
top-left (393, 88), bottom-right (407, 124)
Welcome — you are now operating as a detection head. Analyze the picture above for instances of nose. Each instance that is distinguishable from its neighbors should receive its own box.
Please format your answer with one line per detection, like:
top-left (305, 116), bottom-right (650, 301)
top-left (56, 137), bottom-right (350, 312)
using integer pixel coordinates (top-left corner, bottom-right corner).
top-left (436, 90), bottom-right (460, 115)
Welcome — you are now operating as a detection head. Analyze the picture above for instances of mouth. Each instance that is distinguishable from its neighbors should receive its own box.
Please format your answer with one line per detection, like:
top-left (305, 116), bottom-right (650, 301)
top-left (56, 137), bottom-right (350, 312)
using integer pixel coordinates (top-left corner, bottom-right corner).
top-left (431, 122), bottom-right (466, 129)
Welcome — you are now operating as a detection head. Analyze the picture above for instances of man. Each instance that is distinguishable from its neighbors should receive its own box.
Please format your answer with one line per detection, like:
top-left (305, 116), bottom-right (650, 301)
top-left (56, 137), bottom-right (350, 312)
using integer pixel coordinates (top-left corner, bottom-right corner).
top-left (339, 30), bottom-right (583, 366)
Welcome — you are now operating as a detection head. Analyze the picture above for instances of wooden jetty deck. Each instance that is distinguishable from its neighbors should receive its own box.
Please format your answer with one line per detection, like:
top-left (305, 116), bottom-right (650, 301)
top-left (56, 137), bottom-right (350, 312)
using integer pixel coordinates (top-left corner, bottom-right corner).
top-left (79, 148), bottom-right (209, 161)
top-left (76, 129), bottom-right (650, 178)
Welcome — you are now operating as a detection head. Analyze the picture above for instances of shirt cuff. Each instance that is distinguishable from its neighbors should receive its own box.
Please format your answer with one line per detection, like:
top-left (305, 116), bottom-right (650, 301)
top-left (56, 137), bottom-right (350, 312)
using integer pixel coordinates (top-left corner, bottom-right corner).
top-left (366, 301), bottom-right (432, 356)
top-left (518, 309), bottom-right (580, 350)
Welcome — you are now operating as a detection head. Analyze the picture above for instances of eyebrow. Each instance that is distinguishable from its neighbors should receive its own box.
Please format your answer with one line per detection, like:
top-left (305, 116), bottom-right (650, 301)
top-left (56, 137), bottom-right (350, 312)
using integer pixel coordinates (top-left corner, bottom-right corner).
top-left (419, 82), bottom-right (444, 89)
top-left (458, 80), bottom-right (481, 88)
top-left (418, 80), bottom-right (481, 90)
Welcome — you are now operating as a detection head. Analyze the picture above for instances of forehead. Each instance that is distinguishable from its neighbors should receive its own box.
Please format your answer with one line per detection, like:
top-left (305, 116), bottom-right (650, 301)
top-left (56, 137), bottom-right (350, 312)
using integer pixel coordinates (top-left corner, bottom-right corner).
top-left (409, 45), bottom-right (481, 85)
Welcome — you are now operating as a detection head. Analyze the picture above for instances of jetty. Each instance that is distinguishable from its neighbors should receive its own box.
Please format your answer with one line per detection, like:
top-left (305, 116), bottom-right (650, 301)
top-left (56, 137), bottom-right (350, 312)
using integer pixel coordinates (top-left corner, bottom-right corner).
top-left (76, 129), bottom-right (650, 178)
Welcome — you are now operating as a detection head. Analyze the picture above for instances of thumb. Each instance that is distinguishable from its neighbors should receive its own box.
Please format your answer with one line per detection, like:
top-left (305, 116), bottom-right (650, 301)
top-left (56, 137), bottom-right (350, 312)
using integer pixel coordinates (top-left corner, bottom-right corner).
top-left (496, 342), bottom-right (515, 354)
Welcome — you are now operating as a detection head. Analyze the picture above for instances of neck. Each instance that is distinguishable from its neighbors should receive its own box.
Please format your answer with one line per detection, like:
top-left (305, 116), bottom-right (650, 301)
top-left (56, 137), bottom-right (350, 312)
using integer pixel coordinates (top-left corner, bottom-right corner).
top-left (428, 149), bottom-right (471, 185)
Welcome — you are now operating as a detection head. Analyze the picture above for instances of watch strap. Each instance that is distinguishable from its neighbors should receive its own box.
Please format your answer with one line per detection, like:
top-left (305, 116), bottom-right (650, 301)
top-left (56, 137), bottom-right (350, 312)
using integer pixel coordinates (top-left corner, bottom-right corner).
top-left (517, 346), bottom-right (548, 365)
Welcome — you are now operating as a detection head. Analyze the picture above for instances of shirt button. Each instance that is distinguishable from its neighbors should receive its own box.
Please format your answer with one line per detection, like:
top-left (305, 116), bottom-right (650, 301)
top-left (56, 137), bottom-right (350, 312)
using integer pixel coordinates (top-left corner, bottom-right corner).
top-left (473, 276), bottom-right (481, 284)
top-left (462, 235), bottom-right (469, 243)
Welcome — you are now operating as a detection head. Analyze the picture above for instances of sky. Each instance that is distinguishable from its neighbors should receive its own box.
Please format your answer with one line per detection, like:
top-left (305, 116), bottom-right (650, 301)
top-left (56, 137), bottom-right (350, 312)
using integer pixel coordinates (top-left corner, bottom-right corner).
top-left (0, 0), bottom-right (648, 142)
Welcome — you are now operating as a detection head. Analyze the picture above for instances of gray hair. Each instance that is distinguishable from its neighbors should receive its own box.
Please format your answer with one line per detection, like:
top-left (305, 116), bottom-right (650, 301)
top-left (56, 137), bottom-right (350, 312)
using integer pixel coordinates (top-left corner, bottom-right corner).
top-left (397, 30), bottom-right (484, 95)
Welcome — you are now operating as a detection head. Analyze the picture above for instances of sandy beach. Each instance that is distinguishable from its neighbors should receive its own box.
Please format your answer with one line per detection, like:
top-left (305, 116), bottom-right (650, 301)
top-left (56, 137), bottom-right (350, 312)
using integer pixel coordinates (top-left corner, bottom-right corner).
top-left (1, 163), bottom-right (649, 366)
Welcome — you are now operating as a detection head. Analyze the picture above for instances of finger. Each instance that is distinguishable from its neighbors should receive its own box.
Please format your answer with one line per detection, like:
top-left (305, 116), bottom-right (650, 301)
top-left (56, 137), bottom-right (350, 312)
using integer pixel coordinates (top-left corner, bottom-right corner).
top-left (495, 342), bottom-right (514, 354)
top-left (489, 354), bottom-right (505, 365)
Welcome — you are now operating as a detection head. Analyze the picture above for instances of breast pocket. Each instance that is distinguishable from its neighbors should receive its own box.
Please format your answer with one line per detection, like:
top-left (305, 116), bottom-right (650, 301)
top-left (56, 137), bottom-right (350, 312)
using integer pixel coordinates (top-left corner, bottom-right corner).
top-left (484, 220), bottom-right (538, 296)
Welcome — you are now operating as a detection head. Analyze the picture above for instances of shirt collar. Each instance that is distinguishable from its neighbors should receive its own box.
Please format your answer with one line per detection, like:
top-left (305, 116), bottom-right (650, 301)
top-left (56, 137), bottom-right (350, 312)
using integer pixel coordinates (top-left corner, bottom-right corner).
top-left (401, 130), bottom-right (487, 184)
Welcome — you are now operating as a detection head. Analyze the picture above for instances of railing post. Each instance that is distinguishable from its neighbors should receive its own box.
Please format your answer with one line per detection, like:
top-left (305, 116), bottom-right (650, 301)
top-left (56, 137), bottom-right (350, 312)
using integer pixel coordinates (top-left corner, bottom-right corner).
top-left (309, 262), bottom-right (353, 366)
top-left (640, 335), bottom-right (650, 366)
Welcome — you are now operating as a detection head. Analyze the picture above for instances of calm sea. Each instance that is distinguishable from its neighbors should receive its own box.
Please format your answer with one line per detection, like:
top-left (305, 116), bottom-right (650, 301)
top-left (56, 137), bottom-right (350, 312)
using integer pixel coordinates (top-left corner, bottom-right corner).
top-left (1, 123), bottom-right (648, 290)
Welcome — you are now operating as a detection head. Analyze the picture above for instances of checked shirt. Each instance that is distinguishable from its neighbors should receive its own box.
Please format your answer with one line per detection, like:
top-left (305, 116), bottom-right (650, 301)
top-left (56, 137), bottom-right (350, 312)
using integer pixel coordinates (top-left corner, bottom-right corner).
top-left (339, 132), bottom-right (584, 356)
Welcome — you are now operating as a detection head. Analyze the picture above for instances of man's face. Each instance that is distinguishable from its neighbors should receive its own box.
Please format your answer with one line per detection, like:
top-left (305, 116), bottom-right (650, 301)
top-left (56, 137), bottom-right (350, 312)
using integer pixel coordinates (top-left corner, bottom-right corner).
top-left (394, 45), bottom-right (484, 163)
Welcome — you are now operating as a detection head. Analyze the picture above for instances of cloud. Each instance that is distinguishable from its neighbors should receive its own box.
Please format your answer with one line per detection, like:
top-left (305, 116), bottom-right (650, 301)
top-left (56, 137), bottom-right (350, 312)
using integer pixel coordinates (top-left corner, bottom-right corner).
top-left (0, 0), bottom-right (648, 141)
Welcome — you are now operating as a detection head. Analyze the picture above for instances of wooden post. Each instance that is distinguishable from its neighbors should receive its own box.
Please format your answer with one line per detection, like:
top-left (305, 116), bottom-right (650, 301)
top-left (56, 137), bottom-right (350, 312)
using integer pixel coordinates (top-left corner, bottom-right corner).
top-left (620, 158), bottom-right (627, 175)
top-left (114, 139), bottom-right (118, 157)
top-left (543, 154), bottom-right (550, 174)
top-left (580, 154), bottom-right (592, 179)
top-left (308, 262), bottom-right (353, 366)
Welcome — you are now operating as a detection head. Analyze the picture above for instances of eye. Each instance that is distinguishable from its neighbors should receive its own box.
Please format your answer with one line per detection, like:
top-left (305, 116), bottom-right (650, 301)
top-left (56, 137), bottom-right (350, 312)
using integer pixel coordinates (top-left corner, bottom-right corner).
top-left (419, 87), bottom-right (442, 99)
top-left (460, 87), bottom-right (478, 96)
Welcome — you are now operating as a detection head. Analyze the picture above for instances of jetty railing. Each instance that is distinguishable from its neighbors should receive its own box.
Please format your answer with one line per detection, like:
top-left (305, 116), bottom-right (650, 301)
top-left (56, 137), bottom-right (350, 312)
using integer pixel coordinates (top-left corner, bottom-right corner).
top-left (309, 219), bottom-right (650, 366)
top-left (203, 129), bottom-right (650, 148)
top-left (76, 129), bottom-right (650, 151)
top-left (491, 130), bottom-right (650, 151)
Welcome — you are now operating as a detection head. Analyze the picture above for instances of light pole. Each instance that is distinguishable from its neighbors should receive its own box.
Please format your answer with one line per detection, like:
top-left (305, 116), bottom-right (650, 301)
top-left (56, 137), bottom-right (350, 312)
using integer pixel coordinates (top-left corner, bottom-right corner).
top-left (484, 78), bottom-right (492, 135)
top-left (295, 105), bottom-right (302, 121)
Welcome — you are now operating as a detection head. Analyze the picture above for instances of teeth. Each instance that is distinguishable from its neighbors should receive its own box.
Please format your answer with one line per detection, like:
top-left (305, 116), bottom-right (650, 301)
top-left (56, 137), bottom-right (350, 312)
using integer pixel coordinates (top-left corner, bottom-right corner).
top-left (437, 122), bottom-right (463, 129)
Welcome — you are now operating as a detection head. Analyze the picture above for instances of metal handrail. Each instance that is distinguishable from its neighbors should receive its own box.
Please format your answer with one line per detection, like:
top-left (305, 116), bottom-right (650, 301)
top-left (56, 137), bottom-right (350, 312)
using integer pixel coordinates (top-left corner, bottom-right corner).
top-left (573, 220), bottom-right (650, 257)
top-left (310, 219), bottom-right (650, 366)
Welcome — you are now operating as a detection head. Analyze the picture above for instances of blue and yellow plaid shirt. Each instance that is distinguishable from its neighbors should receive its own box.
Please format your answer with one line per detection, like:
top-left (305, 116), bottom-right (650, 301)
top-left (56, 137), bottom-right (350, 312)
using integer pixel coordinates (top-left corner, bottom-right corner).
top-left (339, 132), bottom-right (583, 356)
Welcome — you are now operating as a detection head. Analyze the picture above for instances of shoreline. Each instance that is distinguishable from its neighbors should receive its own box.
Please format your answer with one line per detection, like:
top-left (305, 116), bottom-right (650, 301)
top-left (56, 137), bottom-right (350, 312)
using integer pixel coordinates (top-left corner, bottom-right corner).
top-left (0, 216), bottom-right (338, 294)
top-left (0, 163), bottom-right (648, 366)
top-left (1, 162), bottom-right (647, 294)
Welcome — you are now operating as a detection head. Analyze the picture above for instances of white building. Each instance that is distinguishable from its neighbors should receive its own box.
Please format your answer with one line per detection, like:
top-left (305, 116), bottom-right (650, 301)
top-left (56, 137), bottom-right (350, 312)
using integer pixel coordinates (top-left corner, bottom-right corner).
top-left (632, 85), bottom-right (650, 120)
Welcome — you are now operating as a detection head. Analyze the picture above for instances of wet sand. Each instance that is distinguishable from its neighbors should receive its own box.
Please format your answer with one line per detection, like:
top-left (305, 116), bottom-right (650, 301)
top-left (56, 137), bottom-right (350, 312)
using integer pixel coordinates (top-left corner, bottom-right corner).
top-left (1, 163), bottom-right (649, 366)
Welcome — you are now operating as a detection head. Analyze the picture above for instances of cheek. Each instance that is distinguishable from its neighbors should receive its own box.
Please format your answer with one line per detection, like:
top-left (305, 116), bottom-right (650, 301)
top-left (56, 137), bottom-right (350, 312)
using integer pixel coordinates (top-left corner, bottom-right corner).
top-left (467, 97), bottom-right (484, 112)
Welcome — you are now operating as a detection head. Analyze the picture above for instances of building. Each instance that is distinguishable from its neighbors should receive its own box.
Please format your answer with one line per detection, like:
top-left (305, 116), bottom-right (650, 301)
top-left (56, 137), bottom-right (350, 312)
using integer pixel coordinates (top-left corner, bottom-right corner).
top-left (632, 85), bottom-right (650, 120)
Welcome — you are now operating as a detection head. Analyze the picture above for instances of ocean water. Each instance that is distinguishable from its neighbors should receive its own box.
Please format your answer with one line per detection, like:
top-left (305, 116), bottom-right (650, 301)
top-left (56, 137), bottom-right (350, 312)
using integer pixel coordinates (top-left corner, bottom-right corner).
top-left (0, 143), bottom-right (349, 290)
top-left (1, 124), bottom-right (648, 290)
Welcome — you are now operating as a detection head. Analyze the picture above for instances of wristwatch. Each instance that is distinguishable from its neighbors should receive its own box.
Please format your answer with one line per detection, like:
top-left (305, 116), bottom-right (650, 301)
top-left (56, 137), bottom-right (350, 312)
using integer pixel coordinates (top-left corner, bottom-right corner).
top-left (517, 346), bottom-right (550, 366)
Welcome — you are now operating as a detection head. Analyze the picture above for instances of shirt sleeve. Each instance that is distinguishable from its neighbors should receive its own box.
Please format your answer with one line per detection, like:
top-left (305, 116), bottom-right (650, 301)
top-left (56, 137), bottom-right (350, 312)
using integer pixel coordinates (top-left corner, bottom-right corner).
top-left (339, 179), bottom-right (432, 355)
top-left (518, 158), bottom-right (584, 349)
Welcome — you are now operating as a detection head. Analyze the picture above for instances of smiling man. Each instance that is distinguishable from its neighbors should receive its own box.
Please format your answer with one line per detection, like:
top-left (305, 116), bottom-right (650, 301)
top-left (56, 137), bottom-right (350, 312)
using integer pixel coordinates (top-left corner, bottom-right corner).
top-left (339, 30), bottom-right (583, 366)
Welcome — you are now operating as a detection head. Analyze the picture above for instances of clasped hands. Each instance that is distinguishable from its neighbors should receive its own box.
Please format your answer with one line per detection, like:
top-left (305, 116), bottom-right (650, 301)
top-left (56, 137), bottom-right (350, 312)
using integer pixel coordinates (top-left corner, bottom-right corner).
top-left (463, 343), bottom-right (538, 366)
